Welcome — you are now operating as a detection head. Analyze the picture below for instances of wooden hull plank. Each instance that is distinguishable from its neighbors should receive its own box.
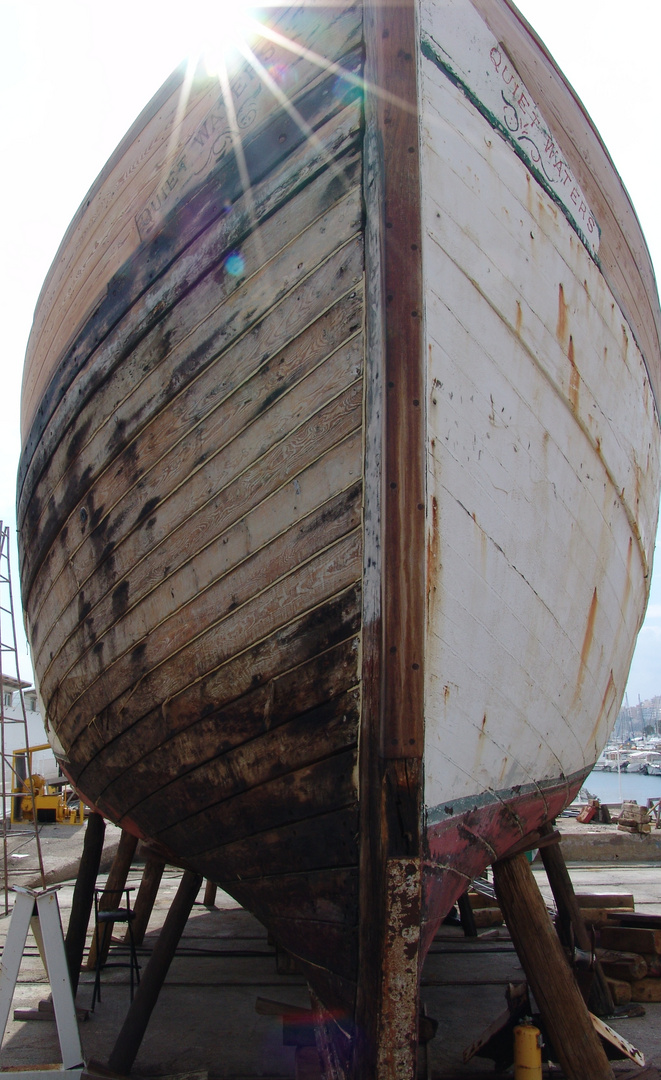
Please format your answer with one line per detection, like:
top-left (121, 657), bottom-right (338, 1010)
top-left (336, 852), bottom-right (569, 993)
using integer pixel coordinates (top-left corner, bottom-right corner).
top-left (60, 528), bottom-right (362, 746)
top-left (31, 262), bottom-right (364, 670)
top-left (41, 415), bottom-right (363, 713)
top-left (67, 585), bottom-right (362, 786)
top-left (24, 99), bottom-right (363, 569)
top-left (43, 433), bottom-right (363, 707)
top-left (199, 806), bottom-right (359, 884)
top-left (75, 616), bottom-right (360, 802)
top-left (150, 725), bottom-right (360, 854)
top-left (228, 867), bottom-right (359, 927)
top-left (23, 171), bottom-right (363, 614)
top-left (20, 5), bottom-right (364, 449)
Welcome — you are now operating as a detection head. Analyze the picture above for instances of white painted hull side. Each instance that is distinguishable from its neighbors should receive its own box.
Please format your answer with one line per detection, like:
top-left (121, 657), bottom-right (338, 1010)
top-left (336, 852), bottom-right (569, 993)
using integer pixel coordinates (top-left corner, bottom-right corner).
top-left (420, 0), bottom-right (660, 838)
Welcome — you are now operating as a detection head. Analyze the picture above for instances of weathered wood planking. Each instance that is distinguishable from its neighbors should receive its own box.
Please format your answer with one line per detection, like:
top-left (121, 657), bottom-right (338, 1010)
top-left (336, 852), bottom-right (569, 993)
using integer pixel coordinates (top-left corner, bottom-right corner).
top-left (199, 806), bottom-right (359, 883)
top-left (47, 482), bottom-right (362, 726)
top-left (19, 97), bottom-right (362, 581)
top-left (154, 732), bottom-right (359, 856)
top-left (58, 496), bottom-right (362, 745)
top-left (22, 168), bottom-right (363, 619)
top-left (20, 3), bottom-right (364, 437)
top-left (37, 331), bottom-right (363, 707)
top-left (67, 586), bottom-right (362, 787)
top-left (87, 634), bottom-right (360, 816)
top-left (232, 867), bottom-right (359, 926)
top-left (19, 6), bottom-right (367, 1033)
top-left (40, 427), bottom-right (363, 697)
top-left (30, 259), bottom-right (364, 672)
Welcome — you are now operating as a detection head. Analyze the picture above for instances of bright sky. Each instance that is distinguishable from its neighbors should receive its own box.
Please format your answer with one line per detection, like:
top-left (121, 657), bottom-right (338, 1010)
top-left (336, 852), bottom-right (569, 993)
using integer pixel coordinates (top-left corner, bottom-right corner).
top-left (0, 0), bottom-right (659, 702)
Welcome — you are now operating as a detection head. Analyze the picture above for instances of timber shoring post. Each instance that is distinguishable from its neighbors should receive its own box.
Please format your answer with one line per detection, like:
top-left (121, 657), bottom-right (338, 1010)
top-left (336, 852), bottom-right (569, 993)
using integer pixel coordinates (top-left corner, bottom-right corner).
top-left (64, 811), bottom-right (106, 996)
top-left (538, 823), bottom-right (615, 1016)
top-left (124, 857), bottom-right (165, 947)
top-left (203, 880), bottom-right (217, 909)
top-left (458, 890), bottom-right (478, 938)
top-left (107, 870), bottom-right (203, 1077)
top-left (86, 828), bottom-right (139, 970)
top-left (492, 851), bottom-right (614, 1080)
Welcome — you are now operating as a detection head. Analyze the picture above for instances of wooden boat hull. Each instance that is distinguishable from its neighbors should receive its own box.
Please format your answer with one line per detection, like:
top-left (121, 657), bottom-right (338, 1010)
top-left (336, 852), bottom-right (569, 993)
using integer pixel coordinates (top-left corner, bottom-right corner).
top-left (18, 0), bottom-right (661, 1073)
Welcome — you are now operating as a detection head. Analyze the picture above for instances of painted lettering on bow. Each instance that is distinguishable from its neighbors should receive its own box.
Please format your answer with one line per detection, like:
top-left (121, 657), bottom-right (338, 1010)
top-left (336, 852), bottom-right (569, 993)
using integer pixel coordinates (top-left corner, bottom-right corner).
top-left (136, 42), bottom-right (275, 240)
top-left (489, 46), bottom-right (597, 239)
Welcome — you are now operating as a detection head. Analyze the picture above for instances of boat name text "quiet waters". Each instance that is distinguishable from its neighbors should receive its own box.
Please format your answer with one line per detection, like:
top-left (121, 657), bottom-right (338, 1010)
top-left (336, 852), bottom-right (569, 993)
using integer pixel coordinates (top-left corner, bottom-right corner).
top-left (421, 0), bottom-right (599, 258)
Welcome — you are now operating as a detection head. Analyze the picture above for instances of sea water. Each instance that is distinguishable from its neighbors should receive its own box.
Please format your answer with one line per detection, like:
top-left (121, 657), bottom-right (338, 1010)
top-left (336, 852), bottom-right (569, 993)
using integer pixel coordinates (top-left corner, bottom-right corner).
top-left (583, 768), bottom-right (661, 805)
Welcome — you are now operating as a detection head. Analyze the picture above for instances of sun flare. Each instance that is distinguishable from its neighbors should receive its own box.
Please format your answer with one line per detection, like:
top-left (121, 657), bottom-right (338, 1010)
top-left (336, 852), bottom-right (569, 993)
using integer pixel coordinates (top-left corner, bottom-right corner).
top-left (176, 0), bottom-right (267, 76)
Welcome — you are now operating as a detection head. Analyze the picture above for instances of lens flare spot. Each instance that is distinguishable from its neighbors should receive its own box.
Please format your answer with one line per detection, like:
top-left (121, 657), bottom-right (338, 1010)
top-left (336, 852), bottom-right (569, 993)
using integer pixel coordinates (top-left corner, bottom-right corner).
top-left (225, 251), bottom-right (245, 276)
top-left (332, 72), bottom-right (362, 104)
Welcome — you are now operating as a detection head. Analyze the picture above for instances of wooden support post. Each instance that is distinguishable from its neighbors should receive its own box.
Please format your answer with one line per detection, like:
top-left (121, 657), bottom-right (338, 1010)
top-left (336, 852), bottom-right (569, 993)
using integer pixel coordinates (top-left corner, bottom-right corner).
top-left (86, 829), bottom-right (138, 970)
top-left (203, 880), bottom-right (217, 909)
top-left (107, 870), bottom-right (203, 1077)
top-left (124, 857), bottom-right (165, 947)
top-left (64, 812), bottom-right (106, 996)
top-left (458, 890), bottom-right (478, 938)
top-left (493, 852), bottom-right (614, 1080)
top-left (538, 823), bottom-right (615, 1016)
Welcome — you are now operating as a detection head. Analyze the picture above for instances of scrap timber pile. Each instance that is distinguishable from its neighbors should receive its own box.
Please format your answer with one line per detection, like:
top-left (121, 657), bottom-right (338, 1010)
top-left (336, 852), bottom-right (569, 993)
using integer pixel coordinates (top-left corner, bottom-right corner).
top-left (616, 802), bottom-right (655, 836)
top-left (599, 919), bottom-right (661, 1006)
top-left (575, 893), bottom-right (661, 1006)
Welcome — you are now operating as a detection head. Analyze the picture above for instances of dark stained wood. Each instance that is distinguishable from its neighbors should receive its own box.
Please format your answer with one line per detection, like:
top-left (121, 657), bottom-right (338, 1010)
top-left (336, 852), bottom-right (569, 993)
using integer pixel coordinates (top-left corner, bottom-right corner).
top-left (266, 918), bottom-right (358, 981)
top-left (154, 742), bottom-right (359, 856)
top-left (28, 196), bottom-right (364, 652)
top-left (458, 891), bottom-right (478, 938)
top-left (64, 811), bottom-right (105, 995)
top-left (230, 867), bottom-right (359, 928)
top-left (68, 589), bottom-right (361, 790)
top-left (46, 373), bottom-right (363, 720)
top-left (493, 851), bottom-right (614, 1080)
top-left (202, 881), bottom-right (217, 909)
top-left (83, 630), bottom-right (360, 812)
top-left (62, 526), bottom-right (362, 748)
top-left (49, 479), bottom-right (363, 722)
top-left (34, 279), bottom-right (364, 670)
top-left (202, 806), bottom-right (359, 884)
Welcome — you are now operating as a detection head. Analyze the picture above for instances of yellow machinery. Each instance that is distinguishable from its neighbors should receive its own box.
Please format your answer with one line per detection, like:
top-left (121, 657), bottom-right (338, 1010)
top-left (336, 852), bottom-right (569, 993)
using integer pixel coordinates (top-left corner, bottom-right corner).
top-left (11, 744), bottom-right (84, 825)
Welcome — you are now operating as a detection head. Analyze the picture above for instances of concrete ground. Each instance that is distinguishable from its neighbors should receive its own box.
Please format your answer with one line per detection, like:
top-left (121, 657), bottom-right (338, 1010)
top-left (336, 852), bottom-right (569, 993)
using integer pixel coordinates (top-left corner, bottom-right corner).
top-left (0, 819), bottom-right (659, 1077)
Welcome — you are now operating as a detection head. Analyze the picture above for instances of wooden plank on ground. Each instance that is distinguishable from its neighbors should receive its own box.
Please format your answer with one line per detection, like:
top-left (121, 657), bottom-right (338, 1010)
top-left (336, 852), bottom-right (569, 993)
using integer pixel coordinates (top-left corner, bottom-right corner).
top-left (600, 927), bottom-right (661, 955)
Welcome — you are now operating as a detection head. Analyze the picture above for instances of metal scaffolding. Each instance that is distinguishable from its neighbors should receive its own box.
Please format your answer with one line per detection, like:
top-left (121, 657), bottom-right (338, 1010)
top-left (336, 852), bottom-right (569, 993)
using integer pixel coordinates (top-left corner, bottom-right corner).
top-left (0, 523), bottom-right (45, 912)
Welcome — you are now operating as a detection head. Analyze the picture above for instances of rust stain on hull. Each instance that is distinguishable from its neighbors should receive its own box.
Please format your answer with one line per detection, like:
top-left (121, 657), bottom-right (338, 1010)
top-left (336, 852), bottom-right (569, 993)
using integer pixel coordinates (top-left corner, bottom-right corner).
top-left (572, 586), bottom-right (598, 707)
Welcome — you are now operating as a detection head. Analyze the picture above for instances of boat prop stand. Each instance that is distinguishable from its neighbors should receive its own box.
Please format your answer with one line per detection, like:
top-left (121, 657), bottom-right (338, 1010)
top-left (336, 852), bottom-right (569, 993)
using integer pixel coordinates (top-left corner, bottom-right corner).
top-left (492, 845), bottom-right (614, 1080)
top-left (537, 822), bottom-right (615, 1016)
top-left (105, 870), bottom-right (203, 1077)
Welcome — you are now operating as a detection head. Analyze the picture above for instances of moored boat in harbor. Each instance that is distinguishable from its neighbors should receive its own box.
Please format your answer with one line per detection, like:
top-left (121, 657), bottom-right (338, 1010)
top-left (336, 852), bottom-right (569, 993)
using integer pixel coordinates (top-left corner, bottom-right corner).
top-left (17, 0), bottom-right (661, 1073)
